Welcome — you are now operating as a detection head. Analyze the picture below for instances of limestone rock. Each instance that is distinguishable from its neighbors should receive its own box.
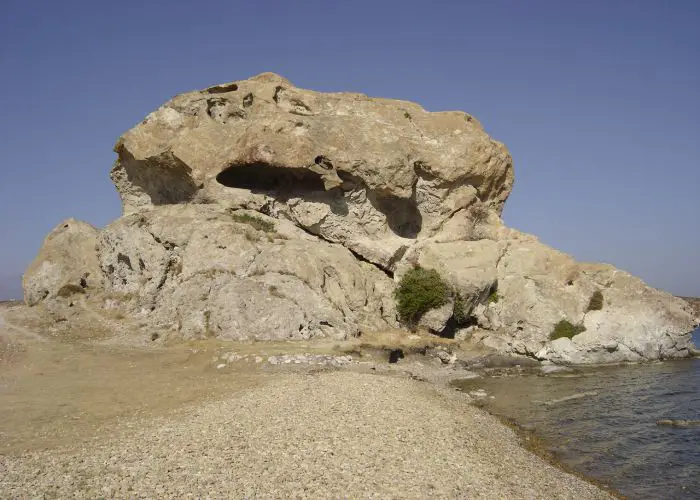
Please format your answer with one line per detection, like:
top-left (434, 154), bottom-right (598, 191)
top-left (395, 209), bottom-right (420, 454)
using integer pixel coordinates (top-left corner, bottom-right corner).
top-left (400, 239), bottom-right (502, 319)
top-left (490, 229), bottom-right (697, 364)
top-left (20, 73), bottom-right (698, 362)
top-left (680, 297), bottom-right (700, 320)
top-left (417, 300), bottom-right (454, 334)
top-left (112, 72), bottom-right (513, 269)
top-left (95, 205), bottom-right (396, 340)
top-left (23, 219), bottom-right (101, 306)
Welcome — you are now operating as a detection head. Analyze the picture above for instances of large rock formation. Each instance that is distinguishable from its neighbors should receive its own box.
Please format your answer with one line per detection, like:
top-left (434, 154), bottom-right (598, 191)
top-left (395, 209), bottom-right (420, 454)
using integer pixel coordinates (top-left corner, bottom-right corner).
top-left (22, 73), bottom-right (698, 362)
top-left (111, 72), bottom-right (512, 270)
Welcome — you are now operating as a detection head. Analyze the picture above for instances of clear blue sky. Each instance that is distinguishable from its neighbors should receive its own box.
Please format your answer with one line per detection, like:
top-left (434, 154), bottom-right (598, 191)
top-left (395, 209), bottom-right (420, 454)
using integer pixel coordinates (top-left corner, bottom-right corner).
top-left (1, 0), bottom-right (698, 299)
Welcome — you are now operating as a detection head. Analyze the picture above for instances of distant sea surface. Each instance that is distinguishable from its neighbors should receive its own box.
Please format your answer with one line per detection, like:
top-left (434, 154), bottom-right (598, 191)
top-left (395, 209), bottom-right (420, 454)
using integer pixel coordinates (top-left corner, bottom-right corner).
top-left (455, 328), bottom-right (700, 499)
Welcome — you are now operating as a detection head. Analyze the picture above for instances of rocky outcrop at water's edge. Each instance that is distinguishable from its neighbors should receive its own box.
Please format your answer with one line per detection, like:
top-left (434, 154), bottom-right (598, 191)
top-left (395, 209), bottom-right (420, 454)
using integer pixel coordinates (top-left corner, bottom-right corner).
top-left (21, 72), bottom-right (698, 364)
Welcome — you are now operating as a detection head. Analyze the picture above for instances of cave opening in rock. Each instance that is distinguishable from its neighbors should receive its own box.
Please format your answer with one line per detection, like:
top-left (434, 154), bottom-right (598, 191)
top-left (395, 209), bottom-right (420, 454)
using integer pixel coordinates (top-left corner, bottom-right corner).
top-left (337, 171), bottom-right (422, 239)
top-left (370, 194), bottom-right (422, 239)
top-left (216, 163), bottom-right (326, 197)
top-left (216, 163), bottom-right (422, 239)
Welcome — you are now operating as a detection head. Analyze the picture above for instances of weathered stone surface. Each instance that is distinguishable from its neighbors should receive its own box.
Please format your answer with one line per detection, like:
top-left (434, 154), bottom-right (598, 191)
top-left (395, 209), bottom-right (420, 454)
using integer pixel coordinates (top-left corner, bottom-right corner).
top-left (680, 297), bottom-right (700, 320)
top-left (417, 301), bottom-right (454, 334)
top-left (93, 205), bottom-right (396, 340)
top-left (401, 239), bottom-right (502, 319)
top-left (23, 219), bottom-right (101, 306)
top-left (489, 229), bottom-right (697, 364)
top-left (21, 73), bottom-right (698, 362)
top-left (112, 72), bottom-right (513, 270)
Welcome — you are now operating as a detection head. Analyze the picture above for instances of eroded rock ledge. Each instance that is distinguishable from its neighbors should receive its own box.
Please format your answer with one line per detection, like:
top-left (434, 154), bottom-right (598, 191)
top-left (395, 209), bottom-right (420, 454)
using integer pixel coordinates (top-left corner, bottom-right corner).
top-left (21, 73), bottom-right (698, 364)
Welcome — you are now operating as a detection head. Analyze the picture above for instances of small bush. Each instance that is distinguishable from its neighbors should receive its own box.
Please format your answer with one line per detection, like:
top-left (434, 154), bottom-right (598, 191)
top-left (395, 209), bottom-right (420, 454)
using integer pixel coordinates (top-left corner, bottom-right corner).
top-left (488, 291), bottom-right (500, 304)
top-left (550, 320), bottom-right (586, 340)
top-left (587, 290), bottom-right (604, 311)
top-left (453, 292), bottom-right (469, 325)
top-left (232, 212), bottom-right (275, 233)
top-left (394, 267), bottom-right (450, 325)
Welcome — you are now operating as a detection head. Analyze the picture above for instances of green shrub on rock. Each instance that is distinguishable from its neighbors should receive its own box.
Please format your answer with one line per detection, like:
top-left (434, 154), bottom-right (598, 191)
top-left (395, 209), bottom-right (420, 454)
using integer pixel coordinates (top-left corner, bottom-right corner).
top-left (549, 320), bottom-right (586, 340)
top-left (453, 292), bottom-right (469, 325)
top-left (394, 267), bottom-right (450, 325)
top-left (587, 290), bottom-right (604, 311)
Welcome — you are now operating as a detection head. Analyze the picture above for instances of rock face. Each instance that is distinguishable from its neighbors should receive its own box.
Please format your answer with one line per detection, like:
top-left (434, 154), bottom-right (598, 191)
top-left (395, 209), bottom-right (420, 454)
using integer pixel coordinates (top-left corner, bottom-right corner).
top-left (112, 72), bottom-right (513, 271)
top-left (22, 73), bottom-right (698, 361)
top-left (26, 204), bottom-right (395, 341)
top-left (23, 220), bottom-right (101, 306)
top-left (680, 297), bottom-right (700, 320)
top-left (492, 229), bottom-right (697, 363)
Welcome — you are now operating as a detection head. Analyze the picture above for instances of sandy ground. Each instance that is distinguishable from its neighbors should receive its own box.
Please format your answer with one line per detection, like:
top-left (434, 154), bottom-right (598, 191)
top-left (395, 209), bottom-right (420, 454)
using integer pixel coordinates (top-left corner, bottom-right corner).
top-left (0, 303), bottom-right (611, 498)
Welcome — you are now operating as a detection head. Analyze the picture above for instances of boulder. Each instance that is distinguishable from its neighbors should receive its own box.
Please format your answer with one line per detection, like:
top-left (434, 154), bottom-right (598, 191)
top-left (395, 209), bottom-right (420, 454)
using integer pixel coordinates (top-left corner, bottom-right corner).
top-left (20, 73), bottom-right (698, 361)
top-left (111, 72), bottom-right (513, 270)
top-left (490, 229), bottom-right (697, 363)
top-left (402, 239), bottom-right (502, 318)
top-left (23, 219), bottom-right (101, 306)
top-left (417, 301), bottom-right (454, 334)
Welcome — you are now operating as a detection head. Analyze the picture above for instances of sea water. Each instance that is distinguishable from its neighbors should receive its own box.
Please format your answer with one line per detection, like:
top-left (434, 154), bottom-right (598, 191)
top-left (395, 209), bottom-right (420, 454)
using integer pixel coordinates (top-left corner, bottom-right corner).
top-left (454, 328), bottom-right (700, 499)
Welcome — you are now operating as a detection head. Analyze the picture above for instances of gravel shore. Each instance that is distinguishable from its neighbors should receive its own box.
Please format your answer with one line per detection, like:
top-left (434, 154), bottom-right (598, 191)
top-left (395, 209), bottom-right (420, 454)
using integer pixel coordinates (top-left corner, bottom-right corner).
top-left (1, 370), bottom-right (610, 498)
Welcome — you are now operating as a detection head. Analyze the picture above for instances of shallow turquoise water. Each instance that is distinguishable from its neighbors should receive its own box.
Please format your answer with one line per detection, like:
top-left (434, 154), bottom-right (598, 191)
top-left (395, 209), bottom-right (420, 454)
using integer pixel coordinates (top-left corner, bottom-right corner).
top-left (455, 328), bottom-right (700, 499)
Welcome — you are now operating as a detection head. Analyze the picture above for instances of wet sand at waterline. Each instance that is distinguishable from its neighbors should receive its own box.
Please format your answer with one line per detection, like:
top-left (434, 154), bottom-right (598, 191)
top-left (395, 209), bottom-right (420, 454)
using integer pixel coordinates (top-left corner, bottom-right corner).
top-left (0, 305), bottom-right (609, 498)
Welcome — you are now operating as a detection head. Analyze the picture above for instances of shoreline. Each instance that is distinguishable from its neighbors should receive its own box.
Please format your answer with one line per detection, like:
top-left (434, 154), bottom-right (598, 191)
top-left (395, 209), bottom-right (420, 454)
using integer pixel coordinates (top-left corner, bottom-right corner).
top-left (0, 366), bottom-right (613, 498)
top-left (8, 302), bottom-right (690, 496)
top-left (452, 355), bottom-right (700, 500)
top-left (373, 360), bottom-right (627, 498)
top-left (484, 406), bottom-right (624, 499)
top-left (0, 314), bottom-right (612, 498)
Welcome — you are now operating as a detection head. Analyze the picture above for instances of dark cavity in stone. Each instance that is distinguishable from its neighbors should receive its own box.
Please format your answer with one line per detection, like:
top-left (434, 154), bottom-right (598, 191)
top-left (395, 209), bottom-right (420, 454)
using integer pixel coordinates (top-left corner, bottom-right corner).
top-left (205, 83), bottom-right (238, 94)
top-left (217, 163), bottom-right (422, 239)
top-left (314, 155), bottom-right (333, 171)
top-left (216, 163), bottom-right (326, 196)
top-left (388, 349), bottom-right (405, 363)
top-left (117, 253), bottom-right (133, 270)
